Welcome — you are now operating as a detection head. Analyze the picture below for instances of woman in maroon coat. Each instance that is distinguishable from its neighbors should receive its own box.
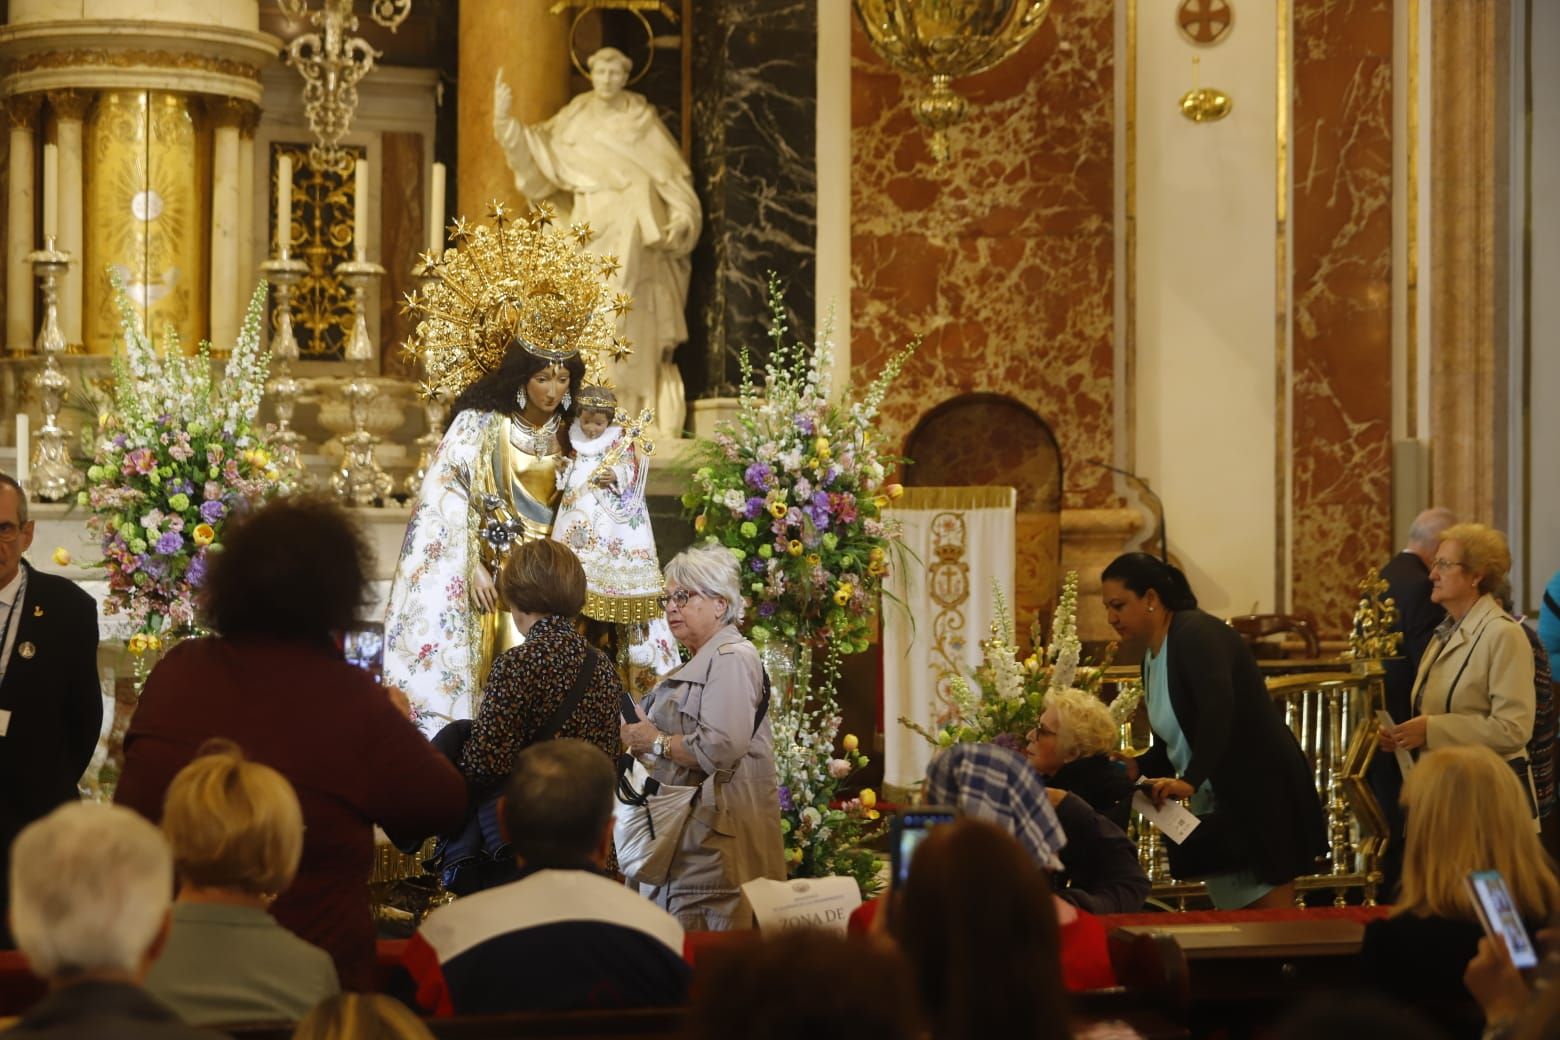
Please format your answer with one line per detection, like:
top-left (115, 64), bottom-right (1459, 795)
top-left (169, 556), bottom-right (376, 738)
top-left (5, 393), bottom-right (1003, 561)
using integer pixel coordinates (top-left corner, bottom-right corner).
top-left (117, 497), bottom-right (467, 991)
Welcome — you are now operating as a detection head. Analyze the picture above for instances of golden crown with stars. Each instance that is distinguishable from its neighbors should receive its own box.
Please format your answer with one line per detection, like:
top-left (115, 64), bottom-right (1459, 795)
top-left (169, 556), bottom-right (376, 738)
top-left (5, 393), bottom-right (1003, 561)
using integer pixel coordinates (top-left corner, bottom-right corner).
top-left (401, 201), bottom-right (634, 400)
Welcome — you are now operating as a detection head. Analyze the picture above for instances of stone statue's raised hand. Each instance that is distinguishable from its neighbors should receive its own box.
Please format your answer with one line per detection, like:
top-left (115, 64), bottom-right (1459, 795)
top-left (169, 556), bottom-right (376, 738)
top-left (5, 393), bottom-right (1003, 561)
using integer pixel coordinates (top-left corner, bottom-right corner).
top-left (493, 68), bottom-right (513, 133)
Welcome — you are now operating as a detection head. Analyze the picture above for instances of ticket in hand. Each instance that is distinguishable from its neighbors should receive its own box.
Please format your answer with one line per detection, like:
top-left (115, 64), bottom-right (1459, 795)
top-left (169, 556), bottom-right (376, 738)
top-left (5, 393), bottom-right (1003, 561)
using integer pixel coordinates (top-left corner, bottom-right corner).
top-left (1132, 789), bottom-right (1201, 845)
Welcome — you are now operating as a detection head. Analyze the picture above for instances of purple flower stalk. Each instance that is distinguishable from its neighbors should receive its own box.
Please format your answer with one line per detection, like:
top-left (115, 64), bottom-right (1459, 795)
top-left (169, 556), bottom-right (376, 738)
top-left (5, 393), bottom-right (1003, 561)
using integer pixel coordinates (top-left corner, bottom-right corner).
top-left (778, 785), bottom-right (794, 811)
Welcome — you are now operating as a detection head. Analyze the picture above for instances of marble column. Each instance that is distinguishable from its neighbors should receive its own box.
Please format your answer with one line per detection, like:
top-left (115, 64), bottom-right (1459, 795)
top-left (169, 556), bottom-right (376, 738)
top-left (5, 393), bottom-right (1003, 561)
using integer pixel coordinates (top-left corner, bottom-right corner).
top-left (5, 94), bottom-right (40, 356)
top-left (1428, 0), bottom-right (1510, 525)
top-left (236, 102), bottom-right (259, 307)
top-left (47, 90), bottom-right (89, 349)
top-left (687, 0), bottom-right (818, 399)
top-left (209, 98), bottom-right (245, 352)
top-left (456, 0), bottom-right (570, 222)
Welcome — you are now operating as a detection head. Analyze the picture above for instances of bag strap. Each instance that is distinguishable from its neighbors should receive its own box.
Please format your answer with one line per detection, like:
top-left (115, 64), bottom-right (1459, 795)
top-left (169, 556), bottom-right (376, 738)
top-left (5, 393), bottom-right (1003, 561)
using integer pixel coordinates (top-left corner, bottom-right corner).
top-left (752, 667), bottom-right (771, 736)
top-left (1545, 589), bottom-right (1560, 618)
top-left (536, 649), bottom-right (598, 743)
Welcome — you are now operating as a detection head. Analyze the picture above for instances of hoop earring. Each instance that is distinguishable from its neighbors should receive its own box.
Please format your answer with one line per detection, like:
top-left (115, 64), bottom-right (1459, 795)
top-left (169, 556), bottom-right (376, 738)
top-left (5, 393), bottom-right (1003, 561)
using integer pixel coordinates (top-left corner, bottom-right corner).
top-left (562, 392), bottom-right (572, 411)
top-left (515, 387), bottom-right (527, 411)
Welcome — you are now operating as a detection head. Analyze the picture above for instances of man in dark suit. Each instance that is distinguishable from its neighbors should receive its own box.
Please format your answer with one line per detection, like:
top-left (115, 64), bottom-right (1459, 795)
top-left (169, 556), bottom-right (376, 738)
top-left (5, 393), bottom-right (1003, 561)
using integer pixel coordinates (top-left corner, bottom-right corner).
top-left (0, 474), bottom-right (102, 937)
top-left (1373, 505), bottom-right (1455, 898)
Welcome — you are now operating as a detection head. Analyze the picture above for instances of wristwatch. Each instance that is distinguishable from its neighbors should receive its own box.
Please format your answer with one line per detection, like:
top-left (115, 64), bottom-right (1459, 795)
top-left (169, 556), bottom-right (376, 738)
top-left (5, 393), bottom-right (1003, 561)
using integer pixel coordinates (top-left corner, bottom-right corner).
top-left (650, 734), bottom-right (667, 758)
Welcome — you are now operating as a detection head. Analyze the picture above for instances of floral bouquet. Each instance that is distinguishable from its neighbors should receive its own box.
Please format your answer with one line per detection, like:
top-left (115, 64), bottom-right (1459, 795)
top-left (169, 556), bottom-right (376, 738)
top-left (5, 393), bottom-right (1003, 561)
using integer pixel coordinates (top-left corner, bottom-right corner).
top-left (82, 283), bottom-right (283, 647)
top-left (772, 652), bottom-right (884, 896)
top-left (902, 572), bottom-right (1141, 749)
top-left (684, 277), bottom-right (916, 653)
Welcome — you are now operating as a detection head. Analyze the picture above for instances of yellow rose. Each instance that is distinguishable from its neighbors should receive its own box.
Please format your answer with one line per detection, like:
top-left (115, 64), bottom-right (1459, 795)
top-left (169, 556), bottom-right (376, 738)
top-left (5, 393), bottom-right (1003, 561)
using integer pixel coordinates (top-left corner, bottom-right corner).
top-left (885, 483), bottom-right (905, 499)
top-left (814, 436), bottom-right (830, 455)
top-left (242, 447), bottom-right (271, 468)
top-left (867, 560), bottom-right (886, 577)
top-left (859, 788), bottom-right (877, 810)
top-left (51, 547), bottom-right (72, 566)
top-left (832, 583), bottom-right (854, 606)
top-left (694, 513), bottom-right (707, 533)
top-left (127, 634), bottom-right (148, 655)
top-left (841, 733), bottom-right (860, 752)
top-left (787, 540), bottom-right (804, 557)
top-left (866, 808), bottom-right (881, 821)
top-left (869, 546), bottom-right (886, 563)
top-left (806, 553), bottom-right (821, 567)
top-left (768, 501), bottom-right (788, 519)
top-left (146, 634), bottom-right (162, 651)
top-left (192, 523), bottom-right (216, 547)
top-left (873, 495), bottom-right (890, 509)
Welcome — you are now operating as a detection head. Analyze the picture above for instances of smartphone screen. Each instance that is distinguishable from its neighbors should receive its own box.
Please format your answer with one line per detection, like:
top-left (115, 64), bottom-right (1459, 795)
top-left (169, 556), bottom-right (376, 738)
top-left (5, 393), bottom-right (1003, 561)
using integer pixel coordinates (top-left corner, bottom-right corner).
top-left (890, 807), bottom-right (957, 885)
top-left (342, 622), bottom-right (386, 686)
top-left (1467, 869), bottom-right (1539, 969)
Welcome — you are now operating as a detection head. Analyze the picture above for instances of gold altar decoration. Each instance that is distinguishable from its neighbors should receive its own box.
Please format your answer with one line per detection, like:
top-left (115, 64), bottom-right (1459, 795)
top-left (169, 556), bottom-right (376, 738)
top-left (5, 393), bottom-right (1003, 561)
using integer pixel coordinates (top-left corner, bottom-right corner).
top-left (1179, 56), bottom-right (1232, 123)
top-left (270, 142), bottom-right (358, 359)
top-left (851, 0), bottom-right (1053, 162)
top-left (278, 0), bottom-right (411, 171)
top-left (403, 202), bottom-right (627, 401)
top-left (548, 0), bottom-right (679, 83)
top-left (84, 91), bottom-right (206, 356)
top-left (1343, 567), bottom-right (1403, 662)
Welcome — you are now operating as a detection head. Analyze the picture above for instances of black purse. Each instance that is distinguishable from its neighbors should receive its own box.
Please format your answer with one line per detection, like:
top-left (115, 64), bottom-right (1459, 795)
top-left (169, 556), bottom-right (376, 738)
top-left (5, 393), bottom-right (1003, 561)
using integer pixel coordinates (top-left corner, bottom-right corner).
top-left (429, 649), bottom-right (599, 895)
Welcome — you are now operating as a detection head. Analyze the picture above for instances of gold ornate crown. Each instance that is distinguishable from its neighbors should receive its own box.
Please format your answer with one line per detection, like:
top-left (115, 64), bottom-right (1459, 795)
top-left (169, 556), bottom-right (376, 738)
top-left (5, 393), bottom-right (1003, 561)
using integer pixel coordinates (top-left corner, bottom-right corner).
top-left (402, 201), bottom-right (634, 399)
top-left (576, 384), bottom-right (617, 411)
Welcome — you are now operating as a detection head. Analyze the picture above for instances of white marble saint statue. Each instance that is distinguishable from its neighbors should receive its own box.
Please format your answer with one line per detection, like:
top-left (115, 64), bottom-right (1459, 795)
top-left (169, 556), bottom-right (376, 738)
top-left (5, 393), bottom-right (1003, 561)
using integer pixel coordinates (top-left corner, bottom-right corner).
top-left (494, 48), bottom-right (701, 437)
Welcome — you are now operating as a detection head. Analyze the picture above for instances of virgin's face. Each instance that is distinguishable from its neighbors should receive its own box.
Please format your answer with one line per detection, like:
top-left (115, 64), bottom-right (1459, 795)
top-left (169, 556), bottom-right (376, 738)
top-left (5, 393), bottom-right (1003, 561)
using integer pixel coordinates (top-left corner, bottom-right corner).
top-left (526, 365), bottom-right (571, 415)
top-left (590, 60), bottom-right (628, 100)
top-left (1101, 578), bottom-right (1156, 643)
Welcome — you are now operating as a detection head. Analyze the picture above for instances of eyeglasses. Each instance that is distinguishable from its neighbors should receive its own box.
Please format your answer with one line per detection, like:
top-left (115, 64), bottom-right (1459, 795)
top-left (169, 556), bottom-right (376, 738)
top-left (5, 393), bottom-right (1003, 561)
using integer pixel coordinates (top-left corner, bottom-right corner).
top-left (0, 522), bottom-right (27, 543)
top-left (1430, 558), bottom-right (1467, 572)
top-left (658, 589), bottom-right (704, 611)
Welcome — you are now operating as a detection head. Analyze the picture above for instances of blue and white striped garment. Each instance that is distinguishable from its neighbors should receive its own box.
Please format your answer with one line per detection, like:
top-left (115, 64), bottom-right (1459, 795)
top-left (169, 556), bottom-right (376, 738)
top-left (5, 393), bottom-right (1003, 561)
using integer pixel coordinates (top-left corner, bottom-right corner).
top-left (923, 742), bottom-right (1067, 870)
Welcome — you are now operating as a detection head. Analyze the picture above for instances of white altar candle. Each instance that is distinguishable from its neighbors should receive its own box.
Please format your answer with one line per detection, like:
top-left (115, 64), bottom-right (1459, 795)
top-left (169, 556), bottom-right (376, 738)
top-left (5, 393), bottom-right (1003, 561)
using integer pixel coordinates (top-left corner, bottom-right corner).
top-left (276, 154), bottom-right (293, 257)
top-left (14, 413), bottom-right (28, 490)
top-left (427, 162), bottom-right (446, 257)
top-left (353, 158), bottom-right (368, 262)
top-left (41, 144), bottom-right (58, 243)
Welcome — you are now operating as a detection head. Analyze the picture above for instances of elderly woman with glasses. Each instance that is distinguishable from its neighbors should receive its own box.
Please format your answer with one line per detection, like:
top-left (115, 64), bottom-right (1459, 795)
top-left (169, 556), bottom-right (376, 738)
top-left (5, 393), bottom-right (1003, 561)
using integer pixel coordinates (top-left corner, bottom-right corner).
top-left (1380, 523), bottom-right (1538, 816)
top-left (620, 544), bottom-right (785, 929)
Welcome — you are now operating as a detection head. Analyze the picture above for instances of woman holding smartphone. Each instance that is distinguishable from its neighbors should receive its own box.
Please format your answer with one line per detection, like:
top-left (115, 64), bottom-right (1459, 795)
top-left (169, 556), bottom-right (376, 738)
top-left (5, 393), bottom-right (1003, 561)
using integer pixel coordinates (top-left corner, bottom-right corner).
top-left (1101, 552), bottom-right (1326, 909)
top-left (1360, 745), bottom-right (1560, 1039)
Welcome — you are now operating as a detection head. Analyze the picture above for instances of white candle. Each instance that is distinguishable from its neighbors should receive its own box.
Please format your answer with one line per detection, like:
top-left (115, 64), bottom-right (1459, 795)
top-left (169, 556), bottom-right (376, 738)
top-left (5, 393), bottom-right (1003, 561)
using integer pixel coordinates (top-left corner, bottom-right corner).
top-left (353, 158), bottom-right (368, 262)
top-left (427, 162), bottom-right (446, 257)
top-left (14, 413), bottom-right (28, 491)
top-left (41, 143), bottom-right (58, 243)
top-left (276, 154), bottom-right (293, 257)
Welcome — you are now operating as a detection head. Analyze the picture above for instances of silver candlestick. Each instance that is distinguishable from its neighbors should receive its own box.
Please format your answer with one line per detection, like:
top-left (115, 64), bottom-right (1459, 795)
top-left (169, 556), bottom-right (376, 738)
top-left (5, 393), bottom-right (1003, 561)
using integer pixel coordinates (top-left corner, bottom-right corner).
top-left (26, 239), bottom-right (81, 502)
top-left (403, 257), bottom-right (448, 497)
top-left (330, 259), bottom-right (392, 506)
top-left (259, 253), bottom-right (311, 489)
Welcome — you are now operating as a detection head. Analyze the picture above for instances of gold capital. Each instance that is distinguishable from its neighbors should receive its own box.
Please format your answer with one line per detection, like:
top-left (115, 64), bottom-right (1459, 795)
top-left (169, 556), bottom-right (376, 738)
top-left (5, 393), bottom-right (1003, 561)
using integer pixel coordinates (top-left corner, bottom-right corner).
top-left (45, 90), bottom-right (92, 122)
top-left (5, 94), bottom-right (43, 130)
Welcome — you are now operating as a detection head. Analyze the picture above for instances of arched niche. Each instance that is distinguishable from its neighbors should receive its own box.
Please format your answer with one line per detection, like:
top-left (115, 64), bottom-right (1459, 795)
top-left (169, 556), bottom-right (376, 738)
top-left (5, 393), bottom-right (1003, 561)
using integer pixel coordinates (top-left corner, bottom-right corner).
top-left (902, 394), bottom-right (1063, 650)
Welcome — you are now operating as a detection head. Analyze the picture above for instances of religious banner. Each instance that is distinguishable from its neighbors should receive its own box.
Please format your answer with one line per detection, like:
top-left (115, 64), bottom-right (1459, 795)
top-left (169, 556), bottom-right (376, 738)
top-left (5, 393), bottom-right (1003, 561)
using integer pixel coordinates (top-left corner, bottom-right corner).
top-left (882, 486), bottom-right (1016, 792)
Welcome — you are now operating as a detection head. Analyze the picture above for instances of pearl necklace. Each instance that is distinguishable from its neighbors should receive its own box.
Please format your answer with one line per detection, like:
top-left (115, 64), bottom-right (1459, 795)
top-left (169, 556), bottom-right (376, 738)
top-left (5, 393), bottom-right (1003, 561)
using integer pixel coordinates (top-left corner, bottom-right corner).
top-left (511, 411), bottom-right (562, 455)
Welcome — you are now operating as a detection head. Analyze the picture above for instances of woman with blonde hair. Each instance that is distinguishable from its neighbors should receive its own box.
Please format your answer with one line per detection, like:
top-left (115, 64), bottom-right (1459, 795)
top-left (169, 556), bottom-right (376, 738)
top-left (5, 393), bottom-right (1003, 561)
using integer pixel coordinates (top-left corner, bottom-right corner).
top-left (1026, 688), bottom-right (1134, 829)
top-left (1360, 745), bottom-right (1560, 1038)
top-left (292, 994), bottom-right (434, 1040)
top-left (1380, 523), bottom-right (1538, 817)
top-left (145, 740), bottom-right (339, 1025)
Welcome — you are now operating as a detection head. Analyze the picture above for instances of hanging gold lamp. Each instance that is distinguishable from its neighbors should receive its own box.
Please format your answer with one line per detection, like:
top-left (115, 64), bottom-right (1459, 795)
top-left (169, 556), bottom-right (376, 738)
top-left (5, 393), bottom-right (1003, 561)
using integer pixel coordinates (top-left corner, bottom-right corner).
top-left (852, 0), bottom-right (1054, 162)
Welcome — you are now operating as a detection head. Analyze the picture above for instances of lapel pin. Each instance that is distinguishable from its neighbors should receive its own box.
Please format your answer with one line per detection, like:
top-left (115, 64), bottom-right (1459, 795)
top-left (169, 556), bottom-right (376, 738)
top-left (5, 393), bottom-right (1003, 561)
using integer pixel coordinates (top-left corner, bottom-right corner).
top-left (17, 641), bottom-right (35, 659)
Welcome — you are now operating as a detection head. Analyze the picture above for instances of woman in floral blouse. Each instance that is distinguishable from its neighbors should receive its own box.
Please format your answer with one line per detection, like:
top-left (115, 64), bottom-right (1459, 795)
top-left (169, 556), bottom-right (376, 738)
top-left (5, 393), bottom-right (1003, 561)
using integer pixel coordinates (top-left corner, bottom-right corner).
top-left (459, 540), bottom-right (624, 791)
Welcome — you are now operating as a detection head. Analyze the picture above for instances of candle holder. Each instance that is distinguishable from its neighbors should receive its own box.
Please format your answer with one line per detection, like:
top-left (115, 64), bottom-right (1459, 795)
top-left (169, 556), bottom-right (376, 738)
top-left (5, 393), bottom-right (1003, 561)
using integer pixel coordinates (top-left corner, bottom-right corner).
top-left (330, 259), bottom-right (393, 507)
top-left (26, 239), bottom-right (81, 502)
top-left (403, 257), bottom-right (448, 497)
top-left (259, 253), bottom-right (311, 489)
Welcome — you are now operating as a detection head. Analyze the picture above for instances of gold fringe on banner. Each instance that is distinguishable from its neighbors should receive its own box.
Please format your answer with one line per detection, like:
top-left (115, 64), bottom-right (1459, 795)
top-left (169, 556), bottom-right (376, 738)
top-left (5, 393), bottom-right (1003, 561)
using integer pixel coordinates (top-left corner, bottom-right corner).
top-left (890, 486), bottom-right (1017, 512)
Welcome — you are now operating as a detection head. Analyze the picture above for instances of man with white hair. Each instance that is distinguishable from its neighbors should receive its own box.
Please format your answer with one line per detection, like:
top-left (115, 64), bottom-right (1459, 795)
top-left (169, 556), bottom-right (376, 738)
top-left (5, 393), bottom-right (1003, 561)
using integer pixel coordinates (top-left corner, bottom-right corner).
top-left (6, 803), bottom-right (221, 1038)
top-left (1373, 505), bottom-right (1456, 898)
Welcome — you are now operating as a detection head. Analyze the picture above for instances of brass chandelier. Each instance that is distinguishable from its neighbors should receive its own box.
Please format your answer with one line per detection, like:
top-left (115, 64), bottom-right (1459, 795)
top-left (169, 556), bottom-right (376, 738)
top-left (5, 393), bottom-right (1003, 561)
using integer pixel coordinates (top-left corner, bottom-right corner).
top-left (278, 0), bottom-right (412, 171)
top-left (853, 0), bottom-right (1053, 162)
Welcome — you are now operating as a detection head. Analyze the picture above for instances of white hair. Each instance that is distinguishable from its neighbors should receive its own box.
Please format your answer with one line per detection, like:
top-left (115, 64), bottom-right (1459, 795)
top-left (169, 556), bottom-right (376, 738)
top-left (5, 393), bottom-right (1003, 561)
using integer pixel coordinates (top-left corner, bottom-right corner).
top-left (10, 803), bottom-right (173, 979)
top-left (1407, 507), bottom-right (1456, 553)
top-left (665, 542), bottom-right (744, 625)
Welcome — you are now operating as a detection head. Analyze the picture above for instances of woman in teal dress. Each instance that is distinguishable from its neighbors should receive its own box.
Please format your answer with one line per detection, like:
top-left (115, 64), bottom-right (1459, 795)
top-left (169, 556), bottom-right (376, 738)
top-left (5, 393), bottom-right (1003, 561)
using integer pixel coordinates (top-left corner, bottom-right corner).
top-left (1101, 553), bottom-right (1327, 909)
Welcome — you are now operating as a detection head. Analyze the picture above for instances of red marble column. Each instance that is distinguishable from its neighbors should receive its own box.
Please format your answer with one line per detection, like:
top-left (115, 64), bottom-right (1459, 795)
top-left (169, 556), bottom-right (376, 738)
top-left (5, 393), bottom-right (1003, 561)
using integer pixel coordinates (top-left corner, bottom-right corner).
top-left (1289, 0), bottom-right (1395, 633)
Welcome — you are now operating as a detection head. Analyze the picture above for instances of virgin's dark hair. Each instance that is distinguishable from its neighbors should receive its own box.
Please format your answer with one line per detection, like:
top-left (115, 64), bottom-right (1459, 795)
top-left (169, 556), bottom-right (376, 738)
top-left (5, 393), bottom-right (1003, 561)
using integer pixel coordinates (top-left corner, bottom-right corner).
top-left (450, 339), bottom-right (587, 450)
top-left (199, 495), bottom-right (374, 641)
top-left (1102, 551), bottom-right (1198, 611)
top-left (889, 819), bottom-right (1071, 1040)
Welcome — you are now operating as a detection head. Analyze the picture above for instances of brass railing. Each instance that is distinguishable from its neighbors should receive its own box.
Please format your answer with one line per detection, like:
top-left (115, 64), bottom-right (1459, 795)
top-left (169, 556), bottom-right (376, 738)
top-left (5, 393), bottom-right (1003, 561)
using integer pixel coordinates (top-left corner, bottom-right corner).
top-left (1108, 662), bottom-right (1388, 908)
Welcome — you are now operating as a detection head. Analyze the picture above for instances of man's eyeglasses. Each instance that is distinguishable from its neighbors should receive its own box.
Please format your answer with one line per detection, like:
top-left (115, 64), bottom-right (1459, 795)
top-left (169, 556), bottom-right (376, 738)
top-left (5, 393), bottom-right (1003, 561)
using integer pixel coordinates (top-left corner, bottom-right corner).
top-left (1430, 558), bottom-right (1466, 572)
top-left (658, 589), bottom-right (704, 610)
top-left (0, 522), bottom-right (27, 543)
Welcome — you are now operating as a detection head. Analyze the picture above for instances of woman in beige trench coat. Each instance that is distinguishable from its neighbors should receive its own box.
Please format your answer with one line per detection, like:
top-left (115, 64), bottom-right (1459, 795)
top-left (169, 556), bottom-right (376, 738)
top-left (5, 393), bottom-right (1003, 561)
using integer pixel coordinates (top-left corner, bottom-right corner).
top-left (621, 544), bottom-right (786, 930)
